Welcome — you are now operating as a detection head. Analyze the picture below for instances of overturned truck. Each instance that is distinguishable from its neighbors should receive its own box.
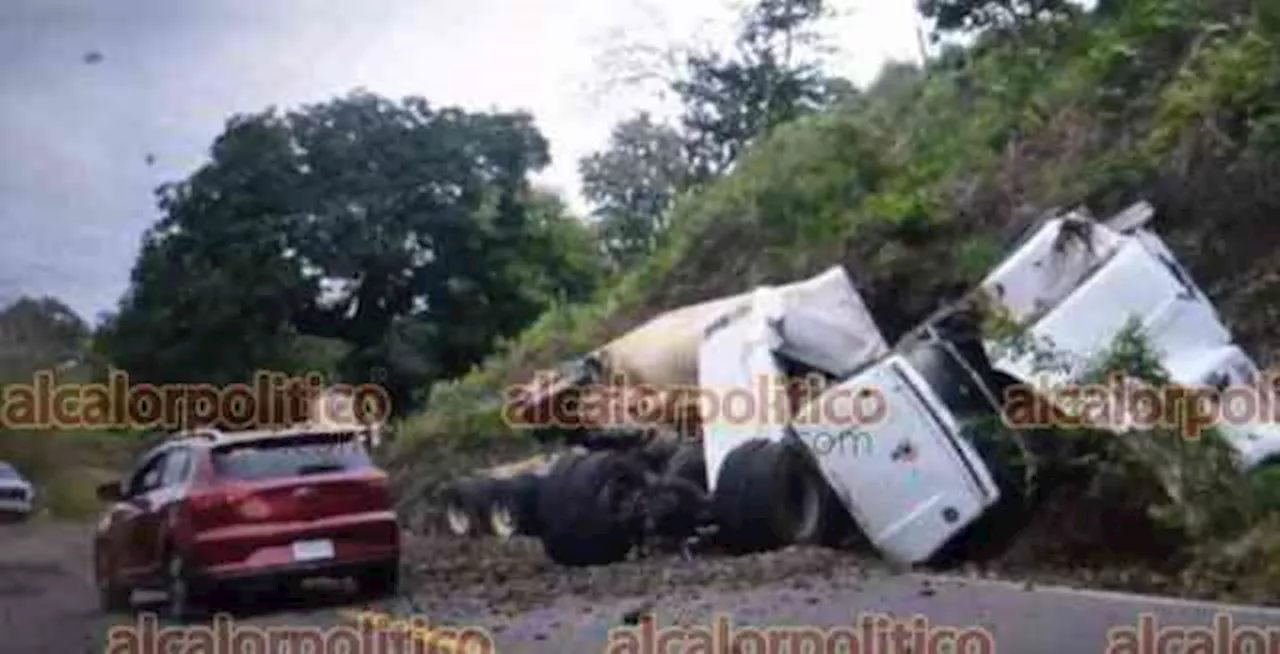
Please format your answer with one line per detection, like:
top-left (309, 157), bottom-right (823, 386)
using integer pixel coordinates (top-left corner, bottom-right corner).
top-left (440, 201), bottom-right (1280, 566)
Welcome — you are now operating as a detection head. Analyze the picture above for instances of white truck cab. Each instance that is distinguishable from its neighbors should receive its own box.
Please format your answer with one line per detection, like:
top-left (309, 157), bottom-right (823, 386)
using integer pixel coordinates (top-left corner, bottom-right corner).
top-left (789, 339), bottom-right (1006, 563)
top-left (978, 202), bottom-right (1280, 472)
top-left (698, 268), bottom-right (1009, 565)
top-left (528, 203), bottom-right (1276, 569)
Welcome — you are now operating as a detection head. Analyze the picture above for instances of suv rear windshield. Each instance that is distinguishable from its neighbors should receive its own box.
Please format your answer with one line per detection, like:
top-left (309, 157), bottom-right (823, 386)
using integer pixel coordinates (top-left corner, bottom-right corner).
top-left (211, 432), bottom-right (372, 481)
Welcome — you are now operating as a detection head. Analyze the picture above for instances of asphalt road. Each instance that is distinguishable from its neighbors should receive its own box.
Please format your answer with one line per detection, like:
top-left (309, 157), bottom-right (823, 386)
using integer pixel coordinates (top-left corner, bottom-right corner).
top-left (457, 573), bottom-right (1280, 653)
top-left (3, 520), bottom-right (1277, 654)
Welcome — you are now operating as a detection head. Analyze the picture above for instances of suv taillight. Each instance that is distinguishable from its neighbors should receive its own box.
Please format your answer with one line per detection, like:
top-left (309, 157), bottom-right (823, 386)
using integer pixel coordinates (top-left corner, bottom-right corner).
top-left (187, 485), bottom-right (250, 512)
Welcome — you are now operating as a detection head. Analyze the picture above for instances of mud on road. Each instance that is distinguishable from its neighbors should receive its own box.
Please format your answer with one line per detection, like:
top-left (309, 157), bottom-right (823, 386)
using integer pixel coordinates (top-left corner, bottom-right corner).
top-left (0, 517), bottom-right (889, 653)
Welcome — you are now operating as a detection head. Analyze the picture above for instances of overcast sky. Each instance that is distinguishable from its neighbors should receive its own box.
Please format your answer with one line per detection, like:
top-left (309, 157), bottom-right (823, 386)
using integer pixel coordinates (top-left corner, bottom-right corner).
top-left (0, 0), bottom-right (921, 321)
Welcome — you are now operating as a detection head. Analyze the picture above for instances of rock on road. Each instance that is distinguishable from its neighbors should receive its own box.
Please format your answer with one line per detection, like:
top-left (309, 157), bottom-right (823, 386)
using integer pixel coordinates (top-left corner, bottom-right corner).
top-left (2, 519), bottom-right (1277, 653)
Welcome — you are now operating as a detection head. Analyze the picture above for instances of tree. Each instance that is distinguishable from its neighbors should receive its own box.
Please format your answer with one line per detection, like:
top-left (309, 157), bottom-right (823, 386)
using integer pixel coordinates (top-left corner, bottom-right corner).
top-left (0, 297), bottom-right (89, 379)
top-left (578, 0), bottom-right (846, 267)
top-left (917, 0), bottom-right (1076, 39)
top-left (675, 0), bottom-right (845, 178)
top-left (579, 113), bottom-right (694, 269)
top-left (99, 90), bottom-right (602, 414)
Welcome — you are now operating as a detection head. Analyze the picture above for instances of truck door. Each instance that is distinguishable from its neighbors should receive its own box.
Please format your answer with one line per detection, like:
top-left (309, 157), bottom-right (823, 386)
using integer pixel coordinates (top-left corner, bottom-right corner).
top-left (793, 354), bottom-right (1000, 564)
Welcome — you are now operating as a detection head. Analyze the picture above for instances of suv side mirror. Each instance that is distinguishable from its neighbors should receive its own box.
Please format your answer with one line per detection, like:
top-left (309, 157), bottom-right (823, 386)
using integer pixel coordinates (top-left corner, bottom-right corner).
top-left (96, 480), bottom-right (123, 502)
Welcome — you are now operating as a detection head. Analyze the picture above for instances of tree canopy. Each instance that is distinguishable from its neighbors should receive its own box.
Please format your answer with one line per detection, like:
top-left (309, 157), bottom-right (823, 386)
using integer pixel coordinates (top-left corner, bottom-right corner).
top-left (97, 91), bottom-right (603, 414)
top-left (579, 113), bottom-right (693, 270)
top-left (0, 297), bottom-right (89, 380)
top-left (917, 0), bottom-right (1078, 38)
top-left (675, 0), bottom-right (850, 178)
top-left (578, 0), bottom-right (852, 273)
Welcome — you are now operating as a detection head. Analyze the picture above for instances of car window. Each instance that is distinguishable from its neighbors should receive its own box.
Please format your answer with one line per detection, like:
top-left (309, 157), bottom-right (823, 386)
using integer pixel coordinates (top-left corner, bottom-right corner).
top-left (0, 463), bottom-right (17, 480)
top-left (211, 432), bottom-right (372, 482)
top-left (127, 453), bottom-right (167, 497)
top-left (160, 448), bottom-right (191, 487)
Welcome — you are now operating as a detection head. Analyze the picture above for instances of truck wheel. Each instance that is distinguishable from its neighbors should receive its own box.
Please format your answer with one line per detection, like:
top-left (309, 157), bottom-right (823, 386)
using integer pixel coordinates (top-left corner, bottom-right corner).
top-left (665, 443), bottom-right (707, 491)
top-left (484, 474), bottom-right (544, 540)
top-left (507, 473), bottom-right (543, 536)
top-left (712, 439), bottom-right (825, 553)
top-left (486, 485), bottom-right (520, 540)
top-left (537, 451), bottom-right (647, 566)
top-left (809, 476), bottom-right (861, 548)
top-left (440, 478), bottom-right (490, 537)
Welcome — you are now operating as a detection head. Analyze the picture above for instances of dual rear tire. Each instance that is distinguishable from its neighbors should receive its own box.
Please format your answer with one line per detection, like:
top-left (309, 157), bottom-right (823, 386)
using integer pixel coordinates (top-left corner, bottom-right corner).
top-left (712, 438), bottom-right (853, 553)
top-left (534, 440), bottom-right (851, 567)
top-left (536, 451), bottom-right (648, 566)
top-left (440, 474), bottom-right (542, 539)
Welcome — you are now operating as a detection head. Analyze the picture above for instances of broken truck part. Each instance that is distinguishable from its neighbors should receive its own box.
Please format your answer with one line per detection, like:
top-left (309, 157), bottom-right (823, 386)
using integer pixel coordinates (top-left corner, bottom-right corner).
top-left (976, 202), bottom-right (1280, 491)
top-left (500, 266), bottom-right (1029, 566)
top-left (445, 200), bottom-right (1280, 567)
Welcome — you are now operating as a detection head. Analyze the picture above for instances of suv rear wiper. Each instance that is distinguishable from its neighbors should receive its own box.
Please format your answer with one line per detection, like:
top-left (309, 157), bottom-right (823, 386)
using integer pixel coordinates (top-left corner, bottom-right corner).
top-left (297, 463), bottom-right (345, 475)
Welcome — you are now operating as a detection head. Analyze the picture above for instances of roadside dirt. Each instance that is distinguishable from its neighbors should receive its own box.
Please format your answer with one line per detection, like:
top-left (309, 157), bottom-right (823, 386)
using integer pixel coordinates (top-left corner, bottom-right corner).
top-left (3, 507), bottom-right (1277, 653)
top-left (0, 520), bottom-right (105, 654)
top-left (398, 533), bottom-right (887, 619)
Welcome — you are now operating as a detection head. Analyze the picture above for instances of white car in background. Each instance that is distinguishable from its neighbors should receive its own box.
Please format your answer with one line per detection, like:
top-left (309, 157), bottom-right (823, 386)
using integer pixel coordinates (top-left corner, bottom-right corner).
top-left (0, 461), bottom-right (35, 520)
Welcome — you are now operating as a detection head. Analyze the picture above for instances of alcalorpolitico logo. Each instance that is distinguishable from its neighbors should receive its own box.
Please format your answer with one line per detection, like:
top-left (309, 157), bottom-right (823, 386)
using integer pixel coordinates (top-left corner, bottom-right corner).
top-left (503, 373), bottom-right (889, 429)
top-left (0, 370), bottom-right (391, 430)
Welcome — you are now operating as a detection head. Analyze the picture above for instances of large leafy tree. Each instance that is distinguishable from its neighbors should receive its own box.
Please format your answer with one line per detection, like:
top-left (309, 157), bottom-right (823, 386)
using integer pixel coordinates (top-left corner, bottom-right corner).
top-left (579, 0), bottom-right (849, 272)
top-left (579, 113), bottom-right (693, 269)
top-left (675, 0), bottom-right (852, 178)
top-left (0, 297), bottom-right (89, 381)
top-left (99, 91), bottom-right (602, 413)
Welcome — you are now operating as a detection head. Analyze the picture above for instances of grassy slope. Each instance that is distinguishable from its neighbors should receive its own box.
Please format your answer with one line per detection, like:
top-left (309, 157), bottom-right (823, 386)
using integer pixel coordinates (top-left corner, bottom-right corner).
top-left (0, 429), bottom-right (143, 519)
top-left (391, 0), bottom-right (1280, 600)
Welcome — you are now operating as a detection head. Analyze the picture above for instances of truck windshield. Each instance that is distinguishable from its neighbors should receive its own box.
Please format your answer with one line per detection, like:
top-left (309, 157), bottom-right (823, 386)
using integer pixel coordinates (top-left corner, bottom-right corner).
top-left (901, 337), bottom-right (1002, 419)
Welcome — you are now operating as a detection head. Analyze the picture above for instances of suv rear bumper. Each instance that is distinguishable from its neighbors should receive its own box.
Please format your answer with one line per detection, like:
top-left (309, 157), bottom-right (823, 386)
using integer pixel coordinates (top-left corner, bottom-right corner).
top-left (190, 553), bottom-right (399, 591)
top-left (189, 511), bottom-right (400, 571)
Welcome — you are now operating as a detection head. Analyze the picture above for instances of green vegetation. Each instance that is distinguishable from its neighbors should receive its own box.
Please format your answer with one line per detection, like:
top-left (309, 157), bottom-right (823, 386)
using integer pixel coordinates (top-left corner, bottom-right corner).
top-left (385, 0), bottom-right (1280, 597)
top-left (400, 0), bottom-right (1280, 443)
top-left (0, 297), bottom-right (146, 519)
top-left (4, 0), bottom-right (1279, 592)
top-left (0, 430), bottom-right (141, 519)
top-left (93, 92), bottom-right (606, 418)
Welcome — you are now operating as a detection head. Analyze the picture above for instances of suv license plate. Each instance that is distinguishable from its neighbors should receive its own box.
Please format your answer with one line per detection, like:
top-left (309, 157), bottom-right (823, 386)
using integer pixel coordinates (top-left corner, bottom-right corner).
top-left (292, 539), bottom-right (334, 562)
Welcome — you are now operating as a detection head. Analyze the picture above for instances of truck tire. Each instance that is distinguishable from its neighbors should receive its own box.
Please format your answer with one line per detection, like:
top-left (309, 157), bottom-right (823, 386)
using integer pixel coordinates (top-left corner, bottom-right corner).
top-left (665, 442), bottom-right (707, 491)
top-left (537, 451), bottom-right (647, 566)
top-left (440, 478), bottom-right (491, 537)
top-left (712, 439), bottom-right (826, 553)
top-left (487, 474), bottom-right (543, 539)
top-left (485, 478), bottom-right (520, 540)
top-left (809, 475), bottom-right (860, 548)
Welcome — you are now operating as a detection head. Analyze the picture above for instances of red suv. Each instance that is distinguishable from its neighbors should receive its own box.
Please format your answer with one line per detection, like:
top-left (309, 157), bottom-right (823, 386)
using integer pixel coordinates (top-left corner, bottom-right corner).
top-left (93, 426), bottom-right (400, 619)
